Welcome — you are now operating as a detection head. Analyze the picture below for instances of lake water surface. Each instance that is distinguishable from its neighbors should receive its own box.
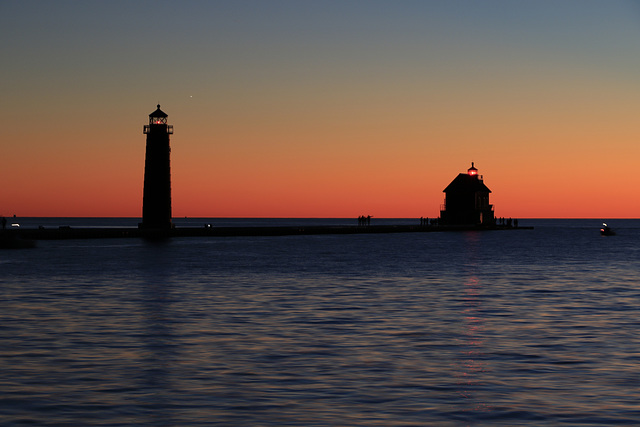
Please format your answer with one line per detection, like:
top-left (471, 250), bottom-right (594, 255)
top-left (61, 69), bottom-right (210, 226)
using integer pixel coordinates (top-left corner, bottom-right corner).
top-left (2, 219), bottom-right (640, 425)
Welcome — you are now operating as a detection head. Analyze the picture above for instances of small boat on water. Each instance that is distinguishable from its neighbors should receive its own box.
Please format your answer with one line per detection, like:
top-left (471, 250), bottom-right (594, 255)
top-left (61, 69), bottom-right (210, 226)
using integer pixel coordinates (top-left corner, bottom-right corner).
top-left (600, 223), bottom-right (616, 236)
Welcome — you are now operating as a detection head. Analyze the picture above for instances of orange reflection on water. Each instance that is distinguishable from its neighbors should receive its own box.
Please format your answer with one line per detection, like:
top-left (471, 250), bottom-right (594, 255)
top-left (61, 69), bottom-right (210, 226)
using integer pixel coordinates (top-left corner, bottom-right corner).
top-left (456, 271), bottom-right (492, 413)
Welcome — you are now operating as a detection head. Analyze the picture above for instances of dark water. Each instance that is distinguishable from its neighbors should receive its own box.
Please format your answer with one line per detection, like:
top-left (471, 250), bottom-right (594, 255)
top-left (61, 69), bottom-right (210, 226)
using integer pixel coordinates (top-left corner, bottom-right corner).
top-left (2, 219), bottom-right (640, 426)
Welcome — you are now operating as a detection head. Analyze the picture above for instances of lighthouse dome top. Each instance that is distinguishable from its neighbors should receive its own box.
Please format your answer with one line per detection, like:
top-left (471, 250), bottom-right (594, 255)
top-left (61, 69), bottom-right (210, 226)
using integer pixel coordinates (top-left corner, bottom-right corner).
top-left (149, 104), bottom-right (168, 124)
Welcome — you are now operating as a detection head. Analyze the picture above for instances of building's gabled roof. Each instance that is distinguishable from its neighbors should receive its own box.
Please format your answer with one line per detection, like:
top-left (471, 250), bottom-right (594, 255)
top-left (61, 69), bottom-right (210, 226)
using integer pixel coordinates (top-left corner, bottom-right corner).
top-left (149, 104), bottom-right (168, 118)
top-left (443, 173), bottom-right (491, 193)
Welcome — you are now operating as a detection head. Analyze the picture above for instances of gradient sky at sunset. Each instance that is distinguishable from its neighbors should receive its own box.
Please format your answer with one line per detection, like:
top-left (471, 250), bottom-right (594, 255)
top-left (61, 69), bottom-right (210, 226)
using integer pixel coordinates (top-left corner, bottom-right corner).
top-left (2, 1), bottom-right (640, 218)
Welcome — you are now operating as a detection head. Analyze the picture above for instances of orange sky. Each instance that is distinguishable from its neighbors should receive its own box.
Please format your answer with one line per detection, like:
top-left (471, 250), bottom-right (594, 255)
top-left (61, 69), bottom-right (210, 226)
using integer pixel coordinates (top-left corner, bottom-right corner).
top-left (2, 2), bottom-right (640, 218)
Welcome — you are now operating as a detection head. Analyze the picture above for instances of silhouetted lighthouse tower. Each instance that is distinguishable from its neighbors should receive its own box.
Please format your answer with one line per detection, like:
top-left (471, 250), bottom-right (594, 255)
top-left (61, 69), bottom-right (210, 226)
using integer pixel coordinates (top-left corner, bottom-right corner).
top-left (140, 104), bottom-right (173, 229)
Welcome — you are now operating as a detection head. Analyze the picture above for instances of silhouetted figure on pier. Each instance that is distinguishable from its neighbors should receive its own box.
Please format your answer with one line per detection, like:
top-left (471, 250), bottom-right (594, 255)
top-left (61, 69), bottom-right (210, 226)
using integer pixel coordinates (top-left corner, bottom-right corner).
top-left (358, 215), bottom-right (372, 226)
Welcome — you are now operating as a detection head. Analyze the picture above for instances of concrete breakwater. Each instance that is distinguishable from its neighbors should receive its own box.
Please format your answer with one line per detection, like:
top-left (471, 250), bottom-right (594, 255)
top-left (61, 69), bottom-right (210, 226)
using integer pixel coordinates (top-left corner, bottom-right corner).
top-left (7, 224), bottom-right (533, 240)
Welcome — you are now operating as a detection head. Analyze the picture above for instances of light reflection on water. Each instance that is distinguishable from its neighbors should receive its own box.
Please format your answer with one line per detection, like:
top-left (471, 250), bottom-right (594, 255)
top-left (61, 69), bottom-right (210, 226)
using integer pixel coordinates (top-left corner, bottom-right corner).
top-left (2, 220), bottom-right (640, 425)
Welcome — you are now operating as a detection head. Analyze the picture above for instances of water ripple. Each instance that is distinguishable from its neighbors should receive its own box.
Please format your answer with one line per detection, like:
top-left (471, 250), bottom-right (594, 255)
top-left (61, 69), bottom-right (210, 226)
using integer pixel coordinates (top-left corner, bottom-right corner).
top-left (2, 223), bottom-right (640, 424)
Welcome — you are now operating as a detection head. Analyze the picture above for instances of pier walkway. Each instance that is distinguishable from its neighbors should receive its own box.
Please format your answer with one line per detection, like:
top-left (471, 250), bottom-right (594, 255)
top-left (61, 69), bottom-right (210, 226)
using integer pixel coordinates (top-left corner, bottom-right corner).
top-left (6, 224), bottom-right (533, 241)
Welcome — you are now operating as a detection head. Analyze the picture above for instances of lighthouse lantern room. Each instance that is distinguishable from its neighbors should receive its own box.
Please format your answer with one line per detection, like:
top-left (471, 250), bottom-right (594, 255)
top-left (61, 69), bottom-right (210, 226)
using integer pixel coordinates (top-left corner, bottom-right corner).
top-left (144, 104), bottom-right (173, 134)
